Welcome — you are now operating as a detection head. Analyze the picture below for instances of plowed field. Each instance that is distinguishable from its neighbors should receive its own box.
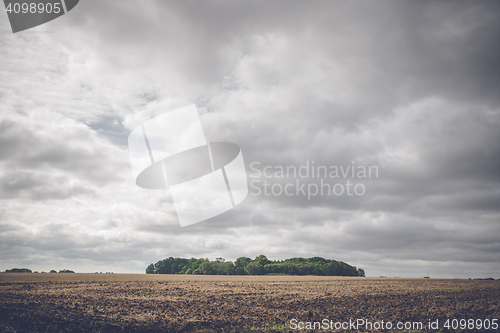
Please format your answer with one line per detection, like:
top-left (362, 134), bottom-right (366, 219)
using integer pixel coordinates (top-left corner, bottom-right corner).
top-left (0, 274), bottom-right (498, 332)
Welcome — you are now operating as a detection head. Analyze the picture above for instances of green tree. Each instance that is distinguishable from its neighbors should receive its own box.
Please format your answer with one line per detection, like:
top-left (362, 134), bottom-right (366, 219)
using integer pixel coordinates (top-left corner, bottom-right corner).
top-left (254, 254), bottom-right (271, 266)
top-left (146, 263), bottom-right (155, 274)
top-left (5, 268), bottom-right (32, 273)
top-left (200, 260), bottom-right (214, 275)
top-left (147, 255), bottom-right (364, 277)
top-left (234, 257), bottom-right (251, 275)
top-left (245, 262), bottom-right (263, 275)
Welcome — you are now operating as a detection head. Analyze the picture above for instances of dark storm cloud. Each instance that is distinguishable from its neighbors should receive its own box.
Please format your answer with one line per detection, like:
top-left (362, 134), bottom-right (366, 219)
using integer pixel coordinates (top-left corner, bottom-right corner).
top-left (0, 0), bottom-right (499, 277)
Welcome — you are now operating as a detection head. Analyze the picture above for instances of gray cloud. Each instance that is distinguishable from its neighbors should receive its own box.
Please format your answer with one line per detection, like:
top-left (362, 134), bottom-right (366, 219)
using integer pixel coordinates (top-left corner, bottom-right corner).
top-left (0, 0), bottom-right (499, 278)
top-left (0, 111), bottom-right (127, 185)
top-left (0, 169), bottom-right (94, 200)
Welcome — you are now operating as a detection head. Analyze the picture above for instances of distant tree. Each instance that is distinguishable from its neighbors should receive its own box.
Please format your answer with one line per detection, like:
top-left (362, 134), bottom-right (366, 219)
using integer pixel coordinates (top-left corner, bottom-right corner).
top-left (5, 268), bottom-right (32, 273)
top-left (50, 270), bottom-right (57, 273)
top-left (200, 261), bottom-right (214, 275)
top-left (263, 263), bottom-right (283, 275)
top-left (213, 259), bottom-right (233, 275)
top-left (155, 260), bottom-right (166, 274)
top-left (187, 258), bottom-right (203, 274)
top-left (254, 254), bottom-right (271, 266)
top-left (234, 257), bottom-right (252, 275)
top-left (310, 256), bottom-right (328, 263)
top-left (245, 262), bottom-right (263, 275)
top-left (58, 269), bottom-right (75, 273)
top-left (147, 255), bottom-right (364, 277)
top-left (146, 263), bottom-right (155, 274)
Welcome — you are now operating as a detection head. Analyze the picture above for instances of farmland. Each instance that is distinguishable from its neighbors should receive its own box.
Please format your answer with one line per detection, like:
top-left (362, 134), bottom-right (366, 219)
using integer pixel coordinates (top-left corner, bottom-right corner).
top-left (0, 273), bottom-right (498, 332)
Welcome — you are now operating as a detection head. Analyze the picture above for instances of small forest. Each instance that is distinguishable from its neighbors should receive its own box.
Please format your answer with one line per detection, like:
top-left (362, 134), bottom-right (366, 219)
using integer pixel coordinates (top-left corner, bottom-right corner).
top-left (146, 255), bottom-right (365, 276)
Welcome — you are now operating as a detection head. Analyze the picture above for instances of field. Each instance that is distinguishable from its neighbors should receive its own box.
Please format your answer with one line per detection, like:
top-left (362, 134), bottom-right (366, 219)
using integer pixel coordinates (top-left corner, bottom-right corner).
top-left (0, 274), bottom-right (499, 332)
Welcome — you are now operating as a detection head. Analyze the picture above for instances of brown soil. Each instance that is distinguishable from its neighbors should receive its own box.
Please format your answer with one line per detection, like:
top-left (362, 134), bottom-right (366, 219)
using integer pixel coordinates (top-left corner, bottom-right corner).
top-left (0, 274), bottom-right (498, 332)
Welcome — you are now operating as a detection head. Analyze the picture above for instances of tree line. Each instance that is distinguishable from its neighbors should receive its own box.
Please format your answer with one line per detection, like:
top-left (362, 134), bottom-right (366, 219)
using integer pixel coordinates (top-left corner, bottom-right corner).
top-left (3, 268), bottom-right (75, 273)
top-left (146, 255), bottom-right (365, 277)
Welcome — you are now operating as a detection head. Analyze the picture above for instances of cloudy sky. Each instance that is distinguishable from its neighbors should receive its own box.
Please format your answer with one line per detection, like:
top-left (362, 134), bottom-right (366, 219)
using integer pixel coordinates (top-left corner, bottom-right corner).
top-left (1, 0), bottom-right (499, 278)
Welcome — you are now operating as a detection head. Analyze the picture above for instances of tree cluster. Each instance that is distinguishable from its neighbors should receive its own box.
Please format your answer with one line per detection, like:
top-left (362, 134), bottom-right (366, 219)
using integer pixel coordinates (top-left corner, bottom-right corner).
top-left (2, 268), bottom-right (75, 273)
top-left (5, 268), bottom-right (32, 273)
top-left (146, 255), bottom-right (365, 277)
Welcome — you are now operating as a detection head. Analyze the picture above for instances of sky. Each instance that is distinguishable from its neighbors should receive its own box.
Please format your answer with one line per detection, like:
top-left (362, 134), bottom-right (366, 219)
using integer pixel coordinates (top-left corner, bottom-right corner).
top-left (0, 0), bottom-right (499, 278)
